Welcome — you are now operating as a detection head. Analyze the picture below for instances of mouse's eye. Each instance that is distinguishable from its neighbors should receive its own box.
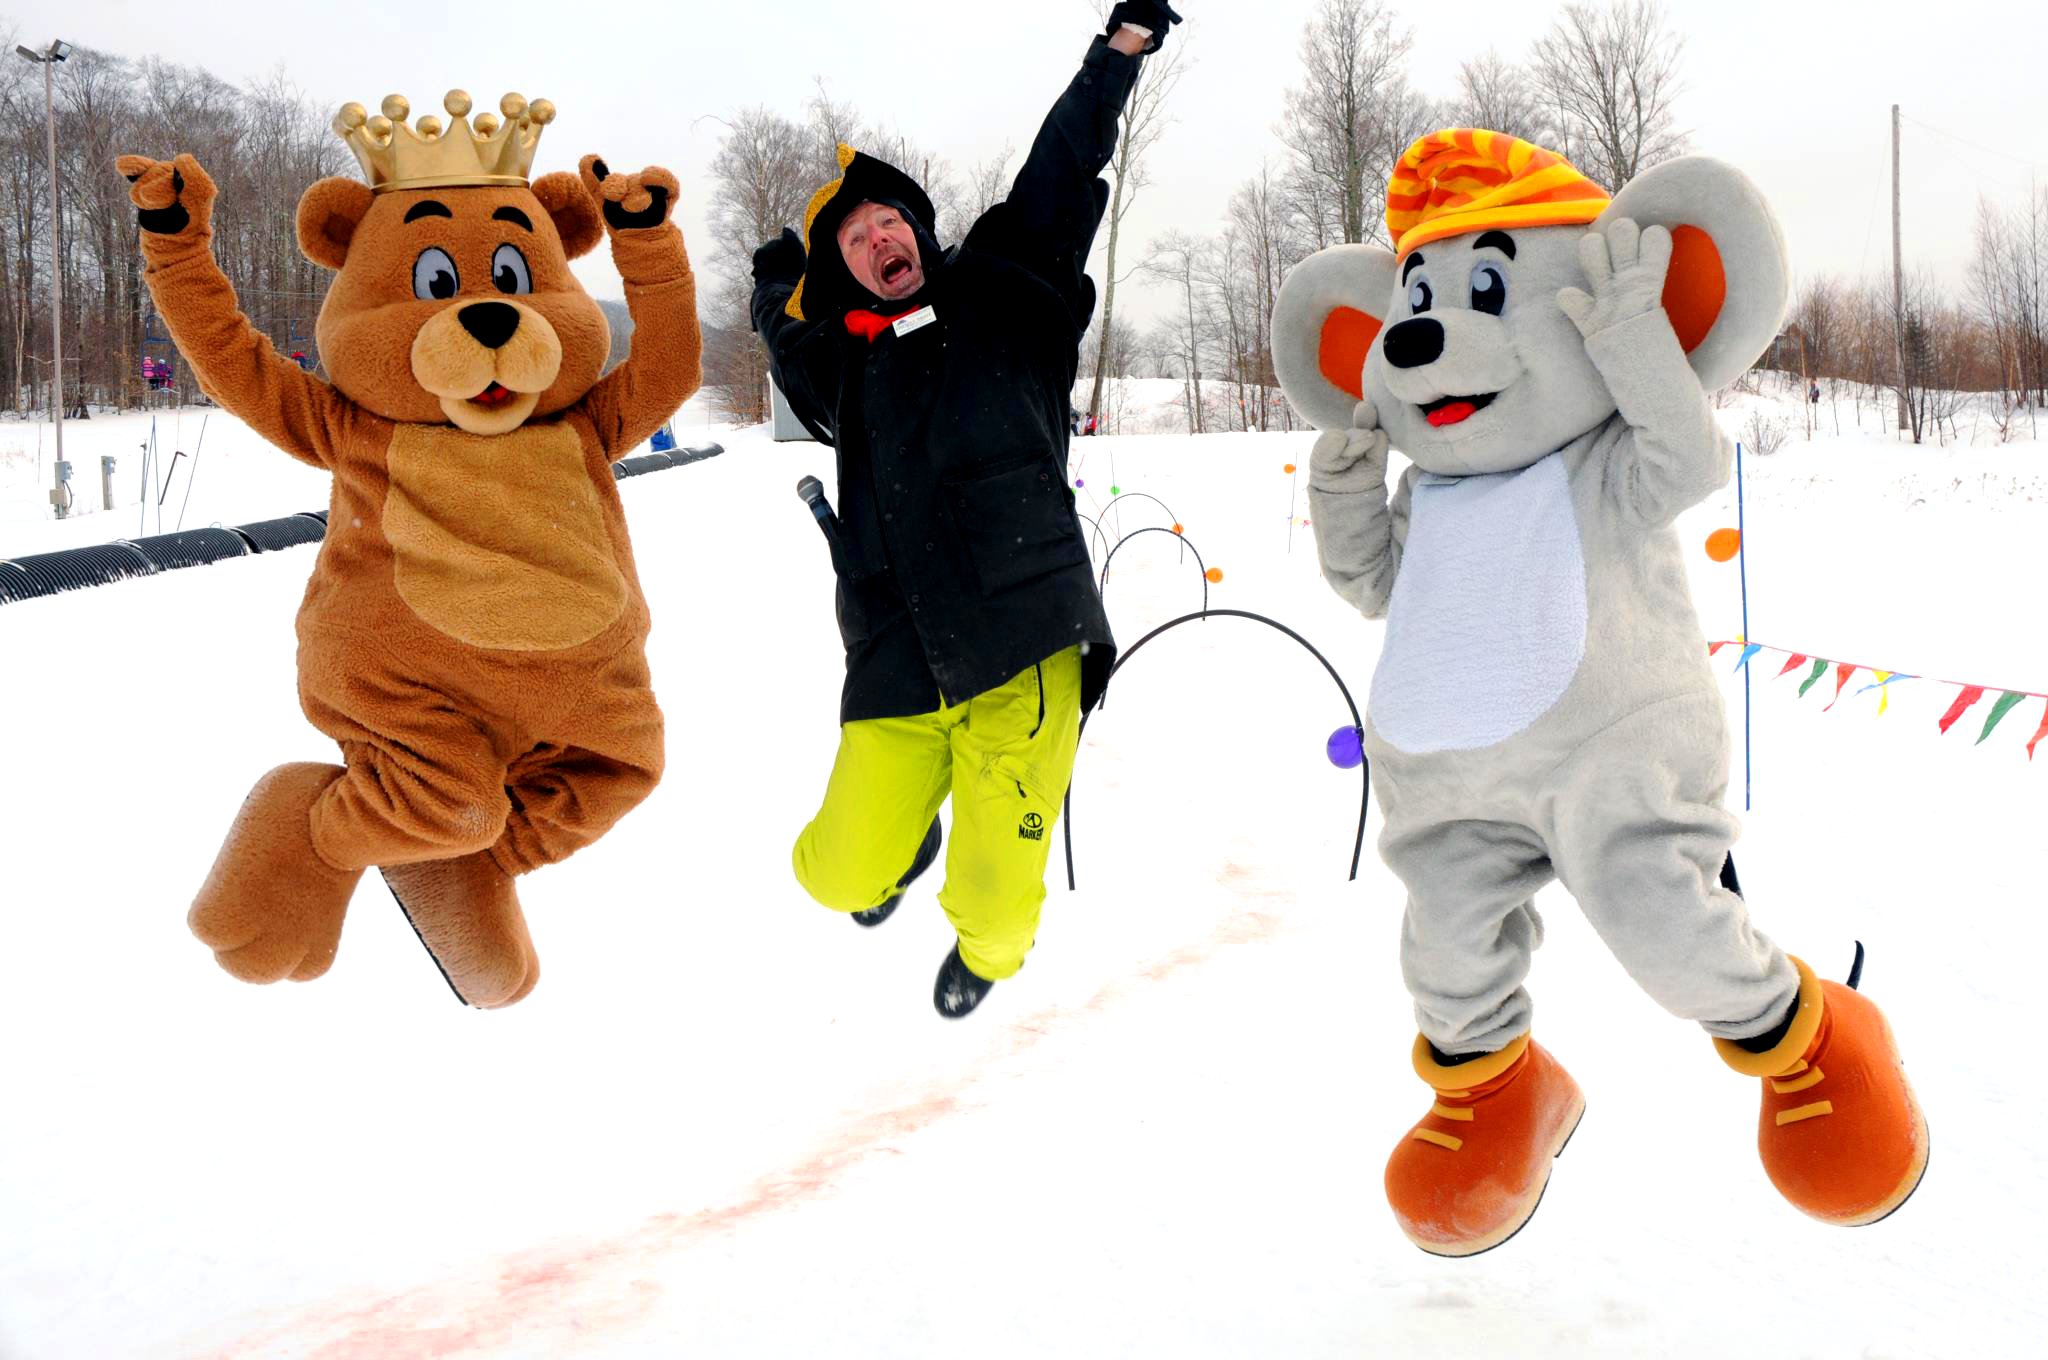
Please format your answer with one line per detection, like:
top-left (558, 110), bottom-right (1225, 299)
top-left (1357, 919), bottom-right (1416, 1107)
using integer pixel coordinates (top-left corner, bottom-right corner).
top-left (1407, 277), bottom-right (1433, 314)
top-left (1471, 262), bottom-right (1507, 316)
top-left (413, 247), bottom-right (458, 301)
top-left (491, 243), bottom-right (532, 296)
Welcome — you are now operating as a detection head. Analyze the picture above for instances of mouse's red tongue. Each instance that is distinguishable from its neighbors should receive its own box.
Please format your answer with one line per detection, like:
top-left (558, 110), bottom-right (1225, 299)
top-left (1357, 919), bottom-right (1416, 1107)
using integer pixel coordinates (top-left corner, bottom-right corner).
top-left (1426, 400), bottom-right (1478, 428)
top-left (472, 382), bottom-right (514, 409)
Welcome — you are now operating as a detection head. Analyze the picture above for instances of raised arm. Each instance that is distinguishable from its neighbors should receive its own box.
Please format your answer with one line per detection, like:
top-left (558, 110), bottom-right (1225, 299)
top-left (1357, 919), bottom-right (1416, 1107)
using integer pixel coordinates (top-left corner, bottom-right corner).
top-left (574, 157), bottom-right (702, 454)
top-left (960, 6), bottom-right (1179, 315)
top-left (118, 154), bottom-right (345, 469)
top-left (750, 228), bottom-right (842, 445)
top-left (1308, 400), bottom-right (1410, 620)
top-left (1559, 219), bottom-right (1731, 527)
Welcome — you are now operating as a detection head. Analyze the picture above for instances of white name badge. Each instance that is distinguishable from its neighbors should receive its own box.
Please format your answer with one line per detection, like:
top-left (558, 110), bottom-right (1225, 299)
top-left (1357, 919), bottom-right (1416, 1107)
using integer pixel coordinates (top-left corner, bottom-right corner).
top-left (892, 306), bottom-right (938, 338)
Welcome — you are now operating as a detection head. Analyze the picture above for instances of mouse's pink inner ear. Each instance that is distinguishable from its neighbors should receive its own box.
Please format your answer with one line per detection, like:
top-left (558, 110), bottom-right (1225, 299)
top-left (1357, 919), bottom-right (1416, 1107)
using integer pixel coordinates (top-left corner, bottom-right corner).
top-left (1663, 224), bottom-right (1726, 354)
top-left (1319, 306), bottom-right (1381, 401)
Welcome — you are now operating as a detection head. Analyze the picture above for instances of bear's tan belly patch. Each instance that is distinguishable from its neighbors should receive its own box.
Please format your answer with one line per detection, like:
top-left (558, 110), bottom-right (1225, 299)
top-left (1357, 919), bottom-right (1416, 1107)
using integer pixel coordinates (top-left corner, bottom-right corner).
top-left (383, 422), bottom-right (627, 651)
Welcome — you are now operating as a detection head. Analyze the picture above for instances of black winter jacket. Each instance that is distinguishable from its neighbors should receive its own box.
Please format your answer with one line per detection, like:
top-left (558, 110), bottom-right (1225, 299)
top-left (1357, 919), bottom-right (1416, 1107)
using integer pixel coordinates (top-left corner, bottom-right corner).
top-left (753, 39), bottom-right (1139, 723)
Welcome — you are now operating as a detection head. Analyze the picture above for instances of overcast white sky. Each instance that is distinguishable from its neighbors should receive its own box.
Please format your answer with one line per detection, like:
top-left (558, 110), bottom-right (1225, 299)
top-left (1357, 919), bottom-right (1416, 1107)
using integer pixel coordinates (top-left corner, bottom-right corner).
top-left (8, 0), bottom-right (2044, 325)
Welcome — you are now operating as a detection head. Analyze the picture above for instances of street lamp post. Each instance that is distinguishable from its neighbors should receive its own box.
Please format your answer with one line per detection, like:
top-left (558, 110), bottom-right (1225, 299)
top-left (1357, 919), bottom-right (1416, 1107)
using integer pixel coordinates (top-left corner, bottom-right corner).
top-left (15, 38), bottom-right (72, 519)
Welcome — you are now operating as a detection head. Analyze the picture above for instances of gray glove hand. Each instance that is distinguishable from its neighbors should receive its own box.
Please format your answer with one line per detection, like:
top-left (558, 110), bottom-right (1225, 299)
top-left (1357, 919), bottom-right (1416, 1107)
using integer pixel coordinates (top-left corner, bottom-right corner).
top-left (1309, 399), bottom-right (1389, 494)
top-left (1557, 217), bottom-right (1672, 339)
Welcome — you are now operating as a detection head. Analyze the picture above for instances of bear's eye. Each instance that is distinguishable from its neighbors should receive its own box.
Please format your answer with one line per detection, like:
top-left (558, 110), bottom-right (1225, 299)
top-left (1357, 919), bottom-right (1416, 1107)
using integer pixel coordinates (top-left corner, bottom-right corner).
top-left (492, 243), bottom-right (532, 296)
top-left (412, 248), bottom-right (458, 301)
top-left (1470, 263), bottom-right (1507, 316)
top-left (1407, 277), bottom-right (1433, 314)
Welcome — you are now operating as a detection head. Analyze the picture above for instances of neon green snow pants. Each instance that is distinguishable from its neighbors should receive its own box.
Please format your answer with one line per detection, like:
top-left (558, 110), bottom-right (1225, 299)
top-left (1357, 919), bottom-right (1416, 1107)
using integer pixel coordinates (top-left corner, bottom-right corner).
top-left (792, 647), bottom-right (1084, 980)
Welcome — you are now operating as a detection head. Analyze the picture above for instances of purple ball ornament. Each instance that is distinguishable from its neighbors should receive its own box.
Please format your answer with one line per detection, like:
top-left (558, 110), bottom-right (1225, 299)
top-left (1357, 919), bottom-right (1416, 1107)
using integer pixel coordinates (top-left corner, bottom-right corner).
top-left (1075, 478), bottom-right (1085, 488)
top-left (1325, 725), bottom-right (1364, 769)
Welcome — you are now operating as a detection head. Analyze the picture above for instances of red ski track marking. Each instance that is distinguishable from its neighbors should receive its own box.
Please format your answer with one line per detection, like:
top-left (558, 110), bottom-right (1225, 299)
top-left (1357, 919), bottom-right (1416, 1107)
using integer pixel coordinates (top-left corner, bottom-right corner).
top-left (192, 902), bottom-right (1288, 1360)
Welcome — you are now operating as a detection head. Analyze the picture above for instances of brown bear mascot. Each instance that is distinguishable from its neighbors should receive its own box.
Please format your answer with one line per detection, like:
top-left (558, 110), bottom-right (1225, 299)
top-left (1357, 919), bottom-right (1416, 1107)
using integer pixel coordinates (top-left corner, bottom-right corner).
top-left (118, 90), bottom-right (700, 1007)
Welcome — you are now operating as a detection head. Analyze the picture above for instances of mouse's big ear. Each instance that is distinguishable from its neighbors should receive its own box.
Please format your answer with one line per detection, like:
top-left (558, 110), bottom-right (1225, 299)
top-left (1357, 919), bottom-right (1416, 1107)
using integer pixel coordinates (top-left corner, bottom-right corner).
top-left (1603, 155), bottom-right (1789, 391)
top-left (1272, 243), bottom-right (1400, 431)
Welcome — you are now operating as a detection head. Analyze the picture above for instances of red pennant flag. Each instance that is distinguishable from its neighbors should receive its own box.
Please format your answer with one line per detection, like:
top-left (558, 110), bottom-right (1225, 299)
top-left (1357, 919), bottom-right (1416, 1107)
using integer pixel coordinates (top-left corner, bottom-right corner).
top-left (1937, 685), bottom-right (1987, 735)
top-left (1708, 641), bottom-right (1729, 657)
top-left (1824, 663), bottom-right (1857, 711)
top-left (1776, 653), bottom-right (1809, 678)
top-left (2029, 701), bottom-right (2048, 761)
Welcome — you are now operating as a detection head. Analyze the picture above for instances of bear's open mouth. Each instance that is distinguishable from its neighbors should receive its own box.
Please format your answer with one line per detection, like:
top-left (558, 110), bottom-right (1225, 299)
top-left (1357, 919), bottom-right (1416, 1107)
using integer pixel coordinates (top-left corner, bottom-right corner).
top-left (880, 255), bottom-right (913, 287)
top-left (1420, 392), bottom-right (1497, 428)
top-left (469, 381), bottom-right (518, 410)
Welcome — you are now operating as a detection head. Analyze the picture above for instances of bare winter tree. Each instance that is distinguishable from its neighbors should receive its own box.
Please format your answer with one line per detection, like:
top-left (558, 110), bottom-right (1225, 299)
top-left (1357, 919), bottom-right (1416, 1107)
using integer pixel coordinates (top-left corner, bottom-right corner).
top-left (1085, 10), bottom-right (1187, 427)
top-left (702, 105), bottom-right (814, 424)
top-left (1277, 0), bottom-right (1415, 247)
top-left (964, 143), bottom-right (1016, 220)
top-left (1530, 0), bottom-right (1688, 192)
top-left (1450, 50), bottom-right (1548, 143)
top-left (0, 36), bottom-right (345, 416)
top-left (1142, 229), bottom-right (1210, 433)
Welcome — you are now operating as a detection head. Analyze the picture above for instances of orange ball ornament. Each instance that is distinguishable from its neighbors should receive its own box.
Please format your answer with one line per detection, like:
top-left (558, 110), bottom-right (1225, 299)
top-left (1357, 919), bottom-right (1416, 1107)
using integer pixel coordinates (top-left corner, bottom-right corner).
top-left (1284, 463), bottom-right (1297, 474)
top-left (1705, 528), bottom-right (1743, 562)
top-left (1171, 523), bottom-right (1184, 535)
top-left (1205, 567), bottom-right (1224, 584)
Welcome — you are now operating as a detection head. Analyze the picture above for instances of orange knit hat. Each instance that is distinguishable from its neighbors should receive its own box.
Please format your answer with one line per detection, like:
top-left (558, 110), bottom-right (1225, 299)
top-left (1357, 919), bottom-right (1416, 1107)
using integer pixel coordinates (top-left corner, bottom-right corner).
top-left (1386, 129), bottom-right (1611, 258)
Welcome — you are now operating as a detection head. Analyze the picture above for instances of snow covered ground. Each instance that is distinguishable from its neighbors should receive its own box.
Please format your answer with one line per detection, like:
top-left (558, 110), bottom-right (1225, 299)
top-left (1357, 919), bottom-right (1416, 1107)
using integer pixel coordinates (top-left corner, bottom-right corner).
top-left (1, 390), bottom-right (2043, 1358)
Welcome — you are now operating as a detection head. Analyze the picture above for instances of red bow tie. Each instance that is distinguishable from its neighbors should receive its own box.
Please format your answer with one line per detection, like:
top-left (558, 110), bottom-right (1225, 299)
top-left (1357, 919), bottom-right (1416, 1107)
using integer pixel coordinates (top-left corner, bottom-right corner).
top-left (844, 308), bottom-right (919, 343)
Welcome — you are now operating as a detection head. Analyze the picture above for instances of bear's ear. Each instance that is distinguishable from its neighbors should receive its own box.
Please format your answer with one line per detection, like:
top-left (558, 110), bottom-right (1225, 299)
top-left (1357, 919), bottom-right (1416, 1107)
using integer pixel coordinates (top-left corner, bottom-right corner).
top-left (1272, 243), bottom-right (1399, 431)
top-left (295, 177), bottom-right (374, 271)
top-left (1602, 155), bottom-right (1789, 392)
top-left (533, 171), bottom-right (603, 261)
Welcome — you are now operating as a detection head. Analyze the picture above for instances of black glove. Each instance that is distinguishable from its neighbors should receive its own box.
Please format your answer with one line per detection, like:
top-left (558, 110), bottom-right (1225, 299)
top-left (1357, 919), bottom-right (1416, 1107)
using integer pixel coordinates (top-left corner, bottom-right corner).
top-left (1104, 1), bottom-right (1183, 53)
top-left (753, 226), bottom-right (807, 285)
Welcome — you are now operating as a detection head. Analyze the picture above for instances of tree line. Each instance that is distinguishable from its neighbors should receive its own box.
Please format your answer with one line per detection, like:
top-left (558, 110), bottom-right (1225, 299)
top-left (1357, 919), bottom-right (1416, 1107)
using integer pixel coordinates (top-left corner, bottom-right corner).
top-left (1, 28), bottom-right (346, 418)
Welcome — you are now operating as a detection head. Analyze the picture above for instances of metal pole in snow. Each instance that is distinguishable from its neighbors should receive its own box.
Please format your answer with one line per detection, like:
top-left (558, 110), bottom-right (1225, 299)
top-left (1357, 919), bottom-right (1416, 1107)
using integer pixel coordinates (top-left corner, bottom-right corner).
top-left (1737, 438), bottom-right (1752, 810)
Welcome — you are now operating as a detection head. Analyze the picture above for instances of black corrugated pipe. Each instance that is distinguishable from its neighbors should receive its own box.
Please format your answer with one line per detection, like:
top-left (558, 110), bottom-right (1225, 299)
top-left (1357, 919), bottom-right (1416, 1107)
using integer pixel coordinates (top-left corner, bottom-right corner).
top-left (0, 442), bottom-right (722, 608)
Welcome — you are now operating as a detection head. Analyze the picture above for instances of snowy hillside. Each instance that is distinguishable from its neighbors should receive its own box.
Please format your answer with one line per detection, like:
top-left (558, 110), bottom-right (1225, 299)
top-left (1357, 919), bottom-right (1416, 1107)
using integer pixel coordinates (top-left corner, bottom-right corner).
top-left (0, 390), bottom-right (2043, 1358)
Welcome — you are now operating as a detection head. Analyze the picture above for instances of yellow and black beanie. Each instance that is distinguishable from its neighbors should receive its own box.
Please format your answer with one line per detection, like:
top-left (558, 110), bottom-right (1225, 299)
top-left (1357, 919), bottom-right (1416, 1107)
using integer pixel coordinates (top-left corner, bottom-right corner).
top-left (786, 144), bottom-right (942, 322)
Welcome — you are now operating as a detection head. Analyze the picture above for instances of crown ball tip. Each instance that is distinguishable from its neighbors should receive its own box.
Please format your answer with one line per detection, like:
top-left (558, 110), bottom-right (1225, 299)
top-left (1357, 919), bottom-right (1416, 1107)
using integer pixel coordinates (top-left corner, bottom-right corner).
top-left (336, 101), bottom-right (367, 129)
top-left (529, 99), bottom-right (556, 126)
top-left (444, 89), bottom-right (472, 117)
top-left (500, 93), bottom-right (528, 120)
top-left (474, 112), bottom-right (502, 136)
top-left (416, 115), bottom-right (443, 139)
top-left (380, 94), bottom-right (410, 122)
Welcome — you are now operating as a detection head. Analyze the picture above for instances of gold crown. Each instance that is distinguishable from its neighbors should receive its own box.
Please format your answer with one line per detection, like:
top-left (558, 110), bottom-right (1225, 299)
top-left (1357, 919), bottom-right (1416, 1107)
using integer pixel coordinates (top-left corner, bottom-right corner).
top-left (333, 90), bottom-right (555, 194)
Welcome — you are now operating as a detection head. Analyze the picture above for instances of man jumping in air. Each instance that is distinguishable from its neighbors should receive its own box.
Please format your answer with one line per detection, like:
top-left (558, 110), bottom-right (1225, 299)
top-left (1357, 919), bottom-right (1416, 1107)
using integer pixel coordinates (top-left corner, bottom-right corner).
top-left (753, 4), bottom-right (1182, 1018)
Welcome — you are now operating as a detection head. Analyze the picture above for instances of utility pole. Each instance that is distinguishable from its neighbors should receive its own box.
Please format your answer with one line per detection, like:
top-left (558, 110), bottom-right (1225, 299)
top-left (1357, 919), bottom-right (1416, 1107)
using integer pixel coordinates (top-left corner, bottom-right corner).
top-left (1891, 103), bottom-right (1908, 433)
top-left (15, 38), bottom-right (73, 516)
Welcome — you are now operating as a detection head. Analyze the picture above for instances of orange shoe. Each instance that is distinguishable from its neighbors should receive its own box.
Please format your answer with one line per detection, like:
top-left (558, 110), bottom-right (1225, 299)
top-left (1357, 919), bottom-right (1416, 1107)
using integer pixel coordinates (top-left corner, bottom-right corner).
top-left (1384, 1033), bottom-right (1586, 1257)
top-left (1715, 953), bottom-right (1928, 1225)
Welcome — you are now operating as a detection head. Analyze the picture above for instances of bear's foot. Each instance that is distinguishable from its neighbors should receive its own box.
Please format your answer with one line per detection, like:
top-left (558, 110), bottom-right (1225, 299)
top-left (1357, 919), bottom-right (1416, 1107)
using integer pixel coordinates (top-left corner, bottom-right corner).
top-left (189, 763), bottom-right (365, 984)
top-left (1384, 1033), bottom-right (1585, 1258)
top-left (1715, 954), bottom-right (1928, 1225)
top-left (380, 852), bottom-right (539, 1009)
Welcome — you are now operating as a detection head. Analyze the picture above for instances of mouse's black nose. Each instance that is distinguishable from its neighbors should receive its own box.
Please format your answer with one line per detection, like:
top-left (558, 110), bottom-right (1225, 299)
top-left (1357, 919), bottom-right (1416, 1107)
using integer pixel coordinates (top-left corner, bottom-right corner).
top-left (1382, 317), bottom-right (1443, 369)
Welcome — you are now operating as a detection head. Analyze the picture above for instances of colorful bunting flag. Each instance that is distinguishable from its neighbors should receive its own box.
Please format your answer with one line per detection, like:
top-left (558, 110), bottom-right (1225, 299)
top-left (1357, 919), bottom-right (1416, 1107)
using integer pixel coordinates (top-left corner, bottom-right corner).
top-left (1775, 652), bottom-right (1809, 678)
top-left (1797, 658), bottom-right (1830, 697)
top-left (1978, 691), bottom-right (2029, 745)
top-left (2029, 702), bottom-right (2048, 760)
top-left (1937, 685), bottom-right (1987, 736)
top-left (1856, 670), bottom-right (1902, 717)
top-left (1823, 663), bottom-right (1857, 711)
top-left (1733, 643), bottom-right (1763, 672)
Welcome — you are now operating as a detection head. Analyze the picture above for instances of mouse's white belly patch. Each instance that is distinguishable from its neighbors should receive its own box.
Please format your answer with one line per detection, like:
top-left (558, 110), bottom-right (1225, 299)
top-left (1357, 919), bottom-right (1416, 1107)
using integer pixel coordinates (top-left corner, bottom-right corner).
top-left (1371, 452), bottom-right (1588, 753)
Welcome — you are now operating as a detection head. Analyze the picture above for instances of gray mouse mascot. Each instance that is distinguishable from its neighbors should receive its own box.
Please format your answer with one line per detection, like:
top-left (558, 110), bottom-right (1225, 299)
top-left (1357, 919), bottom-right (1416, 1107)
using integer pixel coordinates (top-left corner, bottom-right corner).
top-left (1271, 130), bottom-right (1927, 1256)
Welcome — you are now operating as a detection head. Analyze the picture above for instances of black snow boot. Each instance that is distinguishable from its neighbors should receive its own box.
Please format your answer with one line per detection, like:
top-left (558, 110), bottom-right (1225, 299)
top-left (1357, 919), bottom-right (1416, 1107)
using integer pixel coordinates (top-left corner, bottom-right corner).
top-left (853, 816), bottom-right (942, 928)
top-left (933, 941), bottom-right (996, 1019)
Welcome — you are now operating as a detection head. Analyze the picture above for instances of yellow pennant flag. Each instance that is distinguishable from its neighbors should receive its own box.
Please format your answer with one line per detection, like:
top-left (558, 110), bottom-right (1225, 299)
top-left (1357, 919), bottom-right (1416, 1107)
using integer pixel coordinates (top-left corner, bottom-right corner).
top-left (1872, 670), bottom-right (1892, 716)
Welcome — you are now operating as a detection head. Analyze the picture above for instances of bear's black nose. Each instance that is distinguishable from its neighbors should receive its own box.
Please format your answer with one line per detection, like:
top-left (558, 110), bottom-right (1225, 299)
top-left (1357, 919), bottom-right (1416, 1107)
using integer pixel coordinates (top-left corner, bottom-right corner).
top-left (1383, 317), bottom-right (1443, 369)
top-left (458, 301), bottom-right (520, 350)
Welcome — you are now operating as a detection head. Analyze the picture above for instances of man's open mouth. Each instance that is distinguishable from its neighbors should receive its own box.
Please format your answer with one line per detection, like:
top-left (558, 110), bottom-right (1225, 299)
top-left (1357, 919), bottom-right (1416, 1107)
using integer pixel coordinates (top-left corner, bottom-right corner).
top-left (879, 255), bottom-right (913, 287)
top-left (469, 381), bottom-right (517, 410)
top-left (1420, 392), bottom-right (1497, 428)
